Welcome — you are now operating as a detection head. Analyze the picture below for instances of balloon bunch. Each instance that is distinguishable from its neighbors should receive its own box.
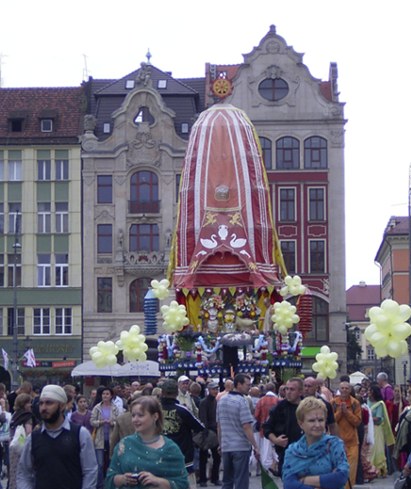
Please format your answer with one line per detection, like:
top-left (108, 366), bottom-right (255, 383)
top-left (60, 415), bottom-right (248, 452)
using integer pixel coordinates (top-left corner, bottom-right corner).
top-left (280, 275), bottom-right (306, 297)
top-left (364, 299), bottom-right (411, 358)
top-left (116, 324), bottom-right (148, 362)
top-left (312, 345), bottom-right (339, 379)
top-left (271, 300), bottom-right (300, 335)
top-left (89, 341), bottom-right (119, 368)
top-left (161, 300), bottom-right (190, 333)
top-left (151, 279), bottom-right (170, 300)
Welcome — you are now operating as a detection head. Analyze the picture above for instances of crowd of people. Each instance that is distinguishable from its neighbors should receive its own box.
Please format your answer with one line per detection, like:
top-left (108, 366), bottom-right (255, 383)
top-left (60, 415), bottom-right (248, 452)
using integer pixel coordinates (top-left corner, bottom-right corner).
top-left (0, 371), bottom-right (410, 489)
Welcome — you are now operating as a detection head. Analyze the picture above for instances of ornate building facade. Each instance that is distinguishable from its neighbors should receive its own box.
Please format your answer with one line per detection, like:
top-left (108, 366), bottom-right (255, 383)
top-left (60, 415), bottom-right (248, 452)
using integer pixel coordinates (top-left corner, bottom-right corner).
top-left (81, 25), bottom-right (347, 370)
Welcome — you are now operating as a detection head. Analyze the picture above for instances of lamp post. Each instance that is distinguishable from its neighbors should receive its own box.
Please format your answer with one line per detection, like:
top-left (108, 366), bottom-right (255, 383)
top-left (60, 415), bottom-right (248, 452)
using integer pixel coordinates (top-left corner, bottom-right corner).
top-left (11, 210), bottom-right (21, 390)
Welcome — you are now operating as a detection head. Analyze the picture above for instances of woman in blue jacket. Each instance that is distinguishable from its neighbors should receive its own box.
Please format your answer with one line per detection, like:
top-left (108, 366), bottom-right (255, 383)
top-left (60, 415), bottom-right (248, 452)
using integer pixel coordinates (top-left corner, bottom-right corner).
top-left (282, 396), bottom-right (349, 489)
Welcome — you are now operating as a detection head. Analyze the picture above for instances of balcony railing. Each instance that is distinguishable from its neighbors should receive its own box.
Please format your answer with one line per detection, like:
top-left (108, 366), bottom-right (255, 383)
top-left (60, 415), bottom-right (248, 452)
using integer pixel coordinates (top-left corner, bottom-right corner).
top-left (128, 200), bottom-right (160, 214)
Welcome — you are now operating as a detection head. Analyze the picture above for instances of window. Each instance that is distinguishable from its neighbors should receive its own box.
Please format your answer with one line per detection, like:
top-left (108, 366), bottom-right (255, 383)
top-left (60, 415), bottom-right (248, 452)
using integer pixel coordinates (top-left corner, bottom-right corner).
top-left (8, 159), bottom-right (22, 181)
top-left (9, 119), bottom-right (24, 132)
top-left (134, 106), bottom-right (154, 125)
top-left (7, 253), bottom-right (21, 287)
top-left (176, 174), bottom-right (181, 203)
top-left (97, 175), bottom-right (113, 203)
top-left (304, 137), bottom-right (327, 169)
top-left (97, 224), bottom-right (112, 254)
top-left (125, 80), bottom-right (135, 89)
top-left (55, 253), bottom-right (68, 286)
top-left (55, 159), bottom-right (69, 180)
top-left (40, 119), bottom-right (53, 132)
top-left (37, 254), bottom-right (51, 286)
top-left (279, 188), bottom-right (295, 221)
top-left (309, 240), bottom-right (325, 273)
top-left (103, 123), bottom-right (111, 134)
top-left (181, 123), bottom-right (189, 134)
top-left (158, 80), bottom-right (167, 89)
top-left (55, 307), bottom-right (72, 334)
top-left (0, 204), bottom-right (3, 233)
top-left (258, 78), bottom-right (289, 101)
top-left (0, 255), bottom-right (3, 286)
top-left (304, 297), bottom-right (329, 342)
top-left (7, 307), bottom-right (25, 335)
top-left (37, 203), bottom-right (51, 233)
top-left (97, 277), bottom-right (112, 313)
top-left (309, 188), bottom-right (325, 221)
top-left (55, 202), bottom-right (68, 233)
top-left (280, 240), bottom-right (296, 275)
top-left (130, 171), bottom-right (159, 213)
top-left (129, 224), bottom-right (159, 252)
top-left (259, 137), bottom-right (272, 170)
top-left (276, 137), bottom-right (299, 169)
top-left (37, 159), bottom-right (51, 180)
top-left (0, 152), bottom-right (3, 180)
top-left (367, 346), bottom-right (375, 360)
top-left (8, 203), bottom-right (21, 234)
top-left (33, 308), bottom-right (50, 335)
top-left (130, 277), bottom-right (153, 313)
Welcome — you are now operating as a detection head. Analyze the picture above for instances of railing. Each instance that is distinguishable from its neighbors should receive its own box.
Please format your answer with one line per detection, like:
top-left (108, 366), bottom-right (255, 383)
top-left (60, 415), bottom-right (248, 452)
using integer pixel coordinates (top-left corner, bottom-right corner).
top-left (128, 200), bottom-right (160, 214)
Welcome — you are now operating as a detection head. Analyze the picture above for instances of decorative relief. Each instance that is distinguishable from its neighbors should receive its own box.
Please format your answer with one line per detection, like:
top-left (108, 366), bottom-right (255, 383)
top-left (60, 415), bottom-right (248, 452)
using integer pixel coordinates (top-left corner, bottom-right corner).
top-left (95, 209), bottom-right (115, 221)
top-left (307, 225), bottom-right (327, 237)
top-left (266, 41), bottom-right (281, 54)
top-left (83, 174), bottom-right (95, 186)
top-left (127, 123), bottom-right (160, 166)
top-left (278, 225), bottom-right (298, 237)
top-left (124, 251), bottom-right (166, 266)
top-left (81, 136), bottom-right (98, 152)
top-left (266, 65), bottom-right (283, 79)
top-left (329, 130), bottom-right (345, 147)
top-left (114, 175), bottom-right (127, 186)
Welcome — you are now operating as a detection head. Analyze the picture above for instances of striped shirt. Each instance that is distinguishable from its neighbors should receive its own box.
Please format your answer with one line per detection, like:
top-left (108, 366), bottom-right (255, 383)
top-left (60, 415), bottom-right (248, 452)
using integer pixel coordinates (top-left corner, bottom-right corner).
top-left (216, 391), bottom-right (254, 452)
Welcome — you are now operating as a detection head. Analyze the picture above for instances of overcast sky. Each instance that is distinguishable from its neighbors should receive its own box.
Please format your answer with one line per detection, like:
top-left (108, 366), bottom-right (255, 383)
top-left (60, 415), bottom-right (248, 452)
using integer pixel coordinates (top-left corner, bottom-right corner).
top-left (1, 0), bottom-right (410, 290)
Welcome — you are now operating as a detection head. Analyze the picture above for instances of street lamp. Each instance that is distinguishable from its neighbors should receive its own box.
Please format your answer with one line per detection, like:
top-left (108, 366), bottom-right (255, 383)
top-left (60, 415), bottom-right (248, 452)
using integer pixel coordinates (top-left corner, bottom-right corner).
top-left (11, 210), bottom-right (21, 390)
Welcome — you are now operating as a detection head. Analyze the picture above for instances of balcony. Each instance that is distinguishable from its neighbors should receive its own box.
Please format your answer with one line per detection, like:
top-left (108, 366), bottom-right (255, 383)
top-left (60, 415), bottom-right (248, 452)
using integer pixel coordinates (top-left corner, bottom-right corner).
top-left (128, 200), bottom-right (160, 214)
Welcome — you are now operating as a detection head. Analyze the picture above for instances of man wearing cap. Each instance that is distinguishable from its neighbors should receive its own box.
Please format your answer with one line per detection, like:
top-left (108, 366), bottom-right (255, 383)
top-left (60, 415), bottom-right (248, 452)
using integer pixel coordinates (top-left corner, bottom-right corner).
top-left (17, 384), bottom-right (98, 489)
top-left (178, 375), bottom-right (199, 417)
top-left (161, 378), bottom-right (204, 489)
top-left (198, 382), bottom-right (221, 487)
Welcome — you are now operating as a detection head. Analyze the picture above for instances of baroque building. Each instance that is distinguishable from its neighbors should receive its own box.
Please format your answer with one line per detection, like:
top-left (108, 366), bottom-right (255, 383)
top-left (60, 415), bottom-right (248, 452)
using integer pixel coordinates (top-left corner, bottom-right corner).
top-left (81, 25), bottom-right (347, 370)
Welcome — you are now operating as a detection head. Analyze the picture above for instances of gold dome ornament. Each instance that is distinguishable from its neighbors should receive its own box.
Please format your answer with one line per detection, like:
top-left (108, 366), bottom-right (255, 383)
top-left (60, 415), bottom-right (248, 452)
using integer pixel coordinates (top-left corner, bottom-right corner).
top-left (212, 78), bottom-right (233, 98)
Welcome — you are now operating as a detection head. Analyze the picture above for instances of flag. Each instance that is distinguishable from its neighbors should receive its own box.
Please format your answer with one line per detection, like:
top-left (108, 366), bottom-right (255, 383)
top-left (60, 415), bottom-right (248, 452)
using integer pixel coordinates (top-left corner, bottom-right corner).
top-left (260, 464), bottom-right (279, 489)
top-left (1, 349), bottom-right (9, 371)
top-left (23, 348), bottom-right (36, 368)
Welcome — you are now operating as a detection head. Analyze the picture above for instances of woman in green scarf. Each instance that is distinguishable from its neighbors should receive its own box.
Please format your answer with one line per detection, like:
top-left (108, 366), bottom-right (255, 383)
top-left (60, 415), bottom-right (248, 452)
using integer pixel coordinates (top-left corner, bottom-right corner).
top-left (105, 396), bottom-right (188, 489)
top-left (368, 384), bottom-right (395, 477)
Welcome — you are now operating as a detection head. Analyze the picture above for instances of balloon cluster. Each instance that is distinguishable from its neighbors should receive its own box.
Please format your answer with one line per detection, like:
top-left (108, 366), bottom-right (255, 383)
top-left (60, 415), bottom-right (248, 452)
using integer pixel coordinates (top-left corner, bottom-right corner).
top-left (271, 301), bottom-right (300, 335)
top-left (161, 300), bottom-right (189, 333)
top-left (312, 345), bottom-right (339, 379)
top-left (280, 275), bottom-right (306, 297)
top-left (89, 341), bottom-right (119, 368)
top-left (116, 324), bottom-right (148, 362)
top-left (364, 299), bottom-right (411, 358)
top-left (151, 279), bottom-right (170, 300)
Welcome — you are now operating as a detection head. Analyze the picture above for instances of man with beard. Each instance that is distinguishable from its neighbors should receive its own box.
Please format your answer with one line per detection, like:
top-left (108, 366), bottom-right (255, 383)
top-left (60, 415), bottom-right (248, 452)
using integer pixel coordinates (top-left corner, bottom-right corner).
top-left (17, 384), bottom-right (97, 489)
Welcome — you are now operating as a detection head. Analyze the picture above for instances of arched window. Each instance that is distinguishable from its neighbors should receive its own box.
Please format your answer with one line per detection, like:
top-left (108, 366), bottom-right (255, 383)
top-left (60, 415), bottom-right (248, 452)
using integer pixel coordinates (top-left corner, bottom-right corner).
top-left (129, 224), bottom-right (159, 252)
top-left (259, 137), bottom-right (272, 170)
top-left (129, 277), bottom-right (152, 312)
top-left (130, 171), bottom-right (159, 213)
top-left (134, 106), bottom-right (155, 125)
top-left (276, 137), bottom-right (299, 169)
top-left (304, 137), bottom-right (327, 169)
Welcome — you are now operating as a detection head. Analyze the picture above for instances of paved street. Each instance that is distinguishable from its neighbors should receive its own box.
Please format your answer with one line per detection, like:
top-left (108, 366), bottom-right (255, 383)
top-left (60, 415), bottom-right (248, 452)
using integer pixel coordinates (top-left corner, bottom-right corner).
top-left (247, 471), bottom-right (399, 489)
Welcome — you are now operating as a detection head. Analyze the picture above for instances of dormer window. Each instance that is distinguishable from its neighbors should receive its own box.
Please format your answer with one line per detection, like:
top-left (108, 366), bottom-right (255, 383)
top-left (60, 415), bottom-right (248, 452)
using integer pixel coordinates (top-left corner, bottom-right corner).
top-left (41, 119), bottom-right (53, 132)
top-left (8, 111), bottom-right (27, 132)
top-left (125, 80), bottom-right (135, 89)
top-left (10, 119), bottom-right (24, 132)
top-left (158, 80), bottom-right (167, 89)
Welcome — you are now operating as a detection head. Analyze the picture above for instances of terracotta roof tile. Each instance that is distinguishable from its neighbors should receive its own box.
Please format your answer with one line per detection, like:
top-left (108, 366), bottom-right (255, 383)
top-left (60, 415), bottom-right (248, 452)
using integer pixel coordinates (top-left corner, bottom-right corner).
top-left (0, 86), bottom-right (86, 143)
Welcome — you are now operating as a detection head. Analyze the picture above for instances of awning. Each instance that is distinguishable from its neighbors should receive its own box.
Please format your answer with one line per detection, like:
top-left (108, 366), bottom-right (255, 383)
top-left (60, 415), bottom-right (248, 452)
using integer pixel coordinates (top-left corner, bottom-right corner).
top-left (71, 360), bottom-right (160, 377)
